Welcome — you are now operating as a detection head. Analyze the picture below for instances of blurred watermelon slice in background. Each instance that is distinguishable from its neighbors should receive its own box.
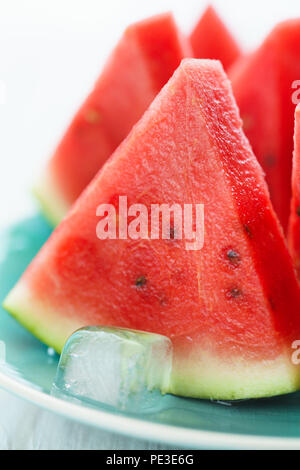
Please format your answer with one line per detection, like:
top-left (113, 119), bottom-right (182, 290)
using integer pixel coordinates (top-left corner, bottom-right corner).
top-left (190, 5), bottom-right (242, 71)
top-left (34, 12), bottom-right (191, 226)
top-left (231, 19), bottom-right (300, 233)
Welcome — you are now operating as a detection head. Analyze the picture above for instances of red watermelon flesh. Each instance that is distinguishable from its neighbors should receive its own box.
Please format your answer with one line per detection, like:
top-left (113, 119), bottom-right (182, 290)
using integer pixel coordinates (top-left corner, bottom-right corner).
top-left (4, 59), bottom-right (300, 400)
top-left (288, 104), bottom-right (300, 278)
top-left (230, 19), bottom-right (300, 232)
top-left (189, 5), bottom-right (242, 71)
top-left (34, 13), bottom-right (191, 226)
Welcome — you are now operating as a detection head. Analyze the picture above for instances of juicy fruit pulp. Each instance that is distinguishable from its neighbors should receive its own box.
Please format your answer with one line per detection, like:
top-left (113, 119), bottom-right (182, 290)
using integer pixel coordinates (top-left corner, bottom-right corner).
top-left (288, 105), bottom-right (300, 278)
top-left (189, 6), bottom-right (241, 71)
top-left (231, 19), bottom-right (300, 232)
top-left (34, 13), bottom-right (191, 225)
top-left (4, 59), bottom-right (300, 400)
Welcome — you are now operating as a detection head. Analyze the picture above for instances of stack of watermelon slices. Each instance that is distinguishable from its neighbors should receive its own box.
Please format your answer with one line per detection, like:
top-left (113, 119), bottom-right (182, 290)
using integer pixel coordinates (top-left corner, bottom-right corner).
top-left (34, 9), bottom-right (241, 226)
top-left (4, 11), bottom-right (300, 401)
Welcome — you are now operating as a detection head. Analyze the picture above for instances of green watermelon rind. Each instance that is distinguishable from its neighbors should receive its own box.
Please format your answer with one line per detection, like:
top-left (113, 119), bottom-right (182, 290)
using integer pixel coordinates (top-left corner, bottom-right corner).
top-left (169, 353), bottom-right (300, 400)
top-left (4, 281), bottom-right (300, 400)
top-left (4, 287), bottom-right (174, 395)
top-left (3, 281), bottom-right (74, 354)
top-left (32, 172), bottom-right (69, 227)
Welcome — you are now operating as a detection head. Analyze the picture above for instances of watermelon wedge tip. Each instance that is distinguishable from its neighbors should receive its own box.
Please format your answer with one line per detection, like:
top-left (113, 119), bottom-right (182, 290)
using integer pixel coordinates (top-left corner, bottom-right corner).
top-left (190, 5), bottom-right (242, 71)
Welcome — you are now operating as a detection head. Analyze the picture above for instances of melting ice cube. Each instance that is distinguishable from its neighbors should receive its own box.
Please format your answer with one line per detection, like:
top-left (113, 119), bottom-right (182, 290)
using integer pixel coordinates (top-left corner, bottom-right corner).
top-left (52, 327), bottom-right (173, 411)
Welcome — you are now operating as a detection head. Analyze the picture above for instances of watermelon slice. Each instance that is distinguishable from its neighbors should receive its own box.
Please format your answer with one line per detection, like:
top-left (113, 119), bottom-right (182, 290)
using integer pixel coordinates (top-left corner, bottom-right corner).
top-left (230, 19), bottom-right (300, 232)
top-left (189, 5), bottom-right (242, 71)
top-left (4, 59), bottom-right (300, 400)
top-left (34, 13), bottom-right (191, 225)
top-left (288, 104), bottom-right (300, 278)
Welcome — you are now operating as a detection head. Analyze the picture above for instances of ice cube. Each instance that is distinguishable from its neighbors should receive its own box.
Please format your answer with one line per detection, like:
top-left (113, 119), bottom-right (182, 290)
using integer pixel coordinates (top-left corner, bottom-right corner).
top-left (52, 327), bottom-right (173, 412)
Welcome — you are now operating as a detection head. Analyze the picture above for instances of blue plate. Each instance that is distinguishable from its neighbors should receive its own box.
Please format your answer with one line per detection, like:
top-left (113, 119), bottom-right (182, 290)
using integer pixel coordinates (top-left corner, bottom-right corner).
top-left (1, 215), bottom-right (300, 449)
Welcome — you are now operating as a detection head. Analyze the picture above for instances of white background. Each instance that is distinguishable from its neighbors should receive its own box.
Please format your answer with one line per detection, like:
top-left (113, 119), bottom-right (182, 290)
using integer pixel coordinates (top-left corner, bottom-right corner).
top-left (0, 0), bottom-right (300, 228)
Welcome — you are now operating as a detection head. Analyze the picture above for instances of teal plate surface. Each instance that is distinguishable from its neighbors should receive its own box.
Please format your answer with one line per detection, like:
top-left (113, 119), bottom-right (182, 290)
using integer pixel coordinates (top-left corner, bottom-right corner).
top-left (1, 216), bottom-right (300, 449)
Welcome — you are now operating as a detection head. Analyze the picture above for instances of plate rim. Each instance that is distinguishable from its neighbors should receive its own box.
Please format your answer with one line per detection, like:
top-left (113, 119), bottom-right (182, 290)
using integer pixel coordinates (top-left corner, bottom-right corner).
top-left (1, 371), bottom-right (300, 450)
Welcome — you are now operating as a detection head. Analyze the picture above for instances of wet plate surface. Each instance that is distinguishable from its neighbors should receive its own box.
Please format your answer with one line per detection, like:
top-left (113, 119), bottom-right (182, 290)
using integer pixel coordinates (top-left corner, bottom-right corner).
top-left (1, 215), bottom-right (300, 449)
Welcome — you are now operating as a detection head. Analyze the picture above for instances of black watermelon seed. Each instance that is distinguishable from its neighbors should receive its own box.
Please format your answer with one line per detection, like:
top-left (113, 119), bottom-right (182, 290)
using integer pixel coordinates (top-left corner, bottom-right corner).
top-left (269, 297), bottom-right (276, 311)
top-left (227, 250), bottom-right (241, 266)
top-left (135, 276), bottom-right (147, 288)
top-left (264, 154), bottom-right (277, 168)
top-left (227, 288), bottom-right (242, 299)
top-left (244, 225), bottom-right (253, 239)
top-left (296, 207), bottom-right (300, 217)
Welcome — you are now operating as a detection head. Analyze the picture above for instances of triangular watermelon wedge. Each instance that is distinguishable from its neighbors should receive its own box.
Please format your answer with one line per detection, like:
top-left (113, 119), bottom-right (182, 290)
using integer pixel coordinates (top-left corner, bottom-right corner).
top-left (288, 104), bottom-right (300, 278)
top-left (230, 19), bottom-right (300, 232)
top-left (189, 5), bottom-right (242, 71)
top-left (5, 59), bottom-right (300, 400)
top-left (34, 13), bottom-right (191, 226)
